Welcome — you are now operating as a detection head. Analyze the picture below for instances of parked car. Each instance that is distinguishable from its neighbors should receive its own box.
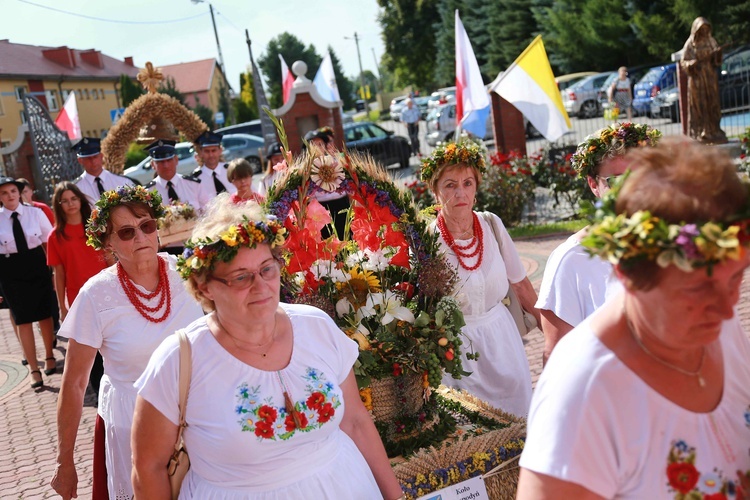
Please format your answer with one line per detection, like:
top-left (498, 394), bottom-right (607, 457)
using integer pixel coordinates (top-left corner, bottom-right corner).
top-left (650, 86), bottom-right (680, 122)
top-left (555, 72), bottom-right (598, 92)
top-left (414, 96), bottom-right (432, 119)
top-left (123, 133), bottom-right (266, 184)
top-left (632, 63), bottom-right (677, 116)
top-left (597, 64), bottom-right (652, 112)
top-left (719, 45), bottom-right (750, 113)
top-left (215, 119), bottom-right (262, 137)
top-left (562, 72), bottom-right (614, 118)
top-left (124, 142), bottom-right (198, 185)
top-left (428, 86), bottom-right (457, 109)
top-left (390, 96), bottom-right (409, 121)
top-left (343, 122), bottom-right (411, 169)
top-left (425, 103), bottom-right (540, 146)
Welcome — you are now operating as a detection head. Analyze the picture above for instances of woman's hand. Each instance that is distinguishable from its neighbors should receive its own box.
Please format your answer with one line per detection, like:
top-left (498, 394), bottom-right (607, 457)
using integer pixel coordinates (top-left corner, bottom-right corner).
top-left (50, 462), bottom-right (78, 500)
top-left (59, 304), bottom-right (68, 322)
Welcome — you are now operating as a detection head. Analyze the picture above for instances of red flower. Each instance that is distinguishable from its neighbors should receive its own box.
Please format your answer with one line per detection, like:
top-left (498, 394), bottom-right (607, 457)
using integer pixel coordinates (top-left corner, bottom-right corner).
top-left (284, 411), bottom-right (309, 432)
top-left (666, 462), bottom-right (699, 494)
top-left (392, 363), bottom-right (403, 377)
top-left (392, 282), bottom-right (415, 300)
top-left (704, 493), bottom-right (727, 500)
top-left (257, 405), bottom-right (278, 423)
top-left (254, 421), bottom-right (274, 439)
top-left (317, 403), bottom-right (335, 423)
top-left (306, 391), bottom-right (326, 410)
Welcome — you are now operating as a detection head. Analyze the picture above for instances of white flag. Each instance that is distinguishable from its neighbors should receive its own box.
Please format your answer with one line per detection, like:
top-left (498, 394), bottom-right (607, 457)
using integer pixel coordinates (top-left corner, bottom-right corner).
top-left (313, 51), bottom-right (340, 102)
top-left (55, 92), bottom-right (81, 141)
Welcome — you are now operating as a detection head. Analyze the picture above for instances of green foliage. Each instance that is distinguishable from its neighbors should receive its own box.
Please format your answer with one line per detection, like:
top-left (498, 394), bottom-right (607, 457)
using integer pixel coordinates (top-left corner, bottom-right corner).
top-left (433, 0), bottom-right (461, 86)
top-left (124, 142), bottom-right (148, 169)
top-left (475, 151), bottom-right (536, 226)
top-left (192, 103), bottom-right (215, 129)
top-left (217, 79), bottom-right (233, 126)
top-left (119, 74), bottom-right (144, 108)
top-left (485, 0), bottom-right (537, 76)
top-left (233, 70), bottom-right (259, 123)
top-left (404, 179), bottom-right (436, 210)
top-left (158, 76), bottom-right (186, 105)
top-left (507, 219), bottom-right (588, 239)
top-left (531, 145), bottom-right (592, 208)
top-left (258, 32), bottom-right (322, 108)
top-left (377, 0), bottom-right (440, 89)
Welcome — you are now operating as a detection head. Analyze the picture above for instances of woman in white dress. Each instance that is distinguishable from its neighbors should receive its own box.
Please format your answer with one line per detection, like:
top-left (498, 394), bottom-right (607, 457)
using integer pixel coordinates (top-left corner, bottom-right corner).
top-left (518, 139), bottom-right (750, 498)
top-left (50, 185), bottom-right (204, 500)
top-left (131, 195), bottom-right (404, 499)
top-left (422, 142), bottom-right (540, 418)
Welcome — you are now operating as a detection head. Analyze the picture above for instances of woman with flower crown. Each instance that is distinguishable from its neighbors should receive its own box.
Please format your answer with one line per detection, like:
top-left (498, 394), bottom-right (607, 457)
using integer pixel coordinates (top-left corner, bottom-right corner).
top-left (50, 185), bottom-right (203, 500)
top-left (131, 194), bottom-right (404, 499)
top-left (518, 138), bottom-right (750, 499)
top-left (536, 122), bottom-right (661, 365)
top-left (422, 141), bottom-right (540, 418)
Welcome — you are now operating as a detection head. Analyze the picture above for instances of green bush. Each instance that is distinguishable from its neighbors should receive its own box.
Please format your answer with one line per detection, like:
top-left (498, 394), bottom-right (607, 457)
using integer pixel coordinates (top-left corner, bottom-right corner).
top-left (531, 145), bottom-right (591, 208)
top-left (124, 142), bottom-right (148, 169)
top-left (475, 151), bottom-right (536, 226)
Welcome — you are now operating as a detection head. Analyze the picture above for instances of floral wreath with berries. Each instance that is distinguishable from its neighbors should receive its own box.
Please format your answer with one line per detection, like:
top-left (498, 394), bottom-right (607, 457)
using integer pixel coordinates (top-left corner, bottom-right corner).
top-left (581, 174), bottom-right (750, 272)
top-left (176, 216), bottom-right (287, 280)
top-left (571, 122), bottom-right (662, 179)
top-left (86, 185), bottom-right (166, 250)
top-left (419, 140), bottom-right (487, 184)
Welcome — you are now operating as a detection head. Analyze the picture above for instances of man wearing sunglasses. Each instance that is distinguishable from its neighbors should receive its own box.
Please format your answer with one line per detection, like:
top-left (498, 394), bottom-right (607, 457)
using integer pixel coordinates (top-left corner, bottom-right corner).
top-left (535, 123), bottom-right (662, 365)
top-left (190, 131), bottom-right (237, 209)
top-left (72, 137), bottom-right (140, 205)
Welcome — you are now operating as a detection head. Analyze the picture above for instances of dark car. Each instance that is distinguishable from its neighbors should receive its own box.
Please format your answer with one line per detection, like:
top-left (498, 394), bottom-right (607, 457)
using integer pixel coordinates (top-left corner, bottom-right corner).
top-left (719, 45), bottom-right (750, 113)
top-left (343, 122), bottom-right (411, 169)
top-left (632, 64), bottom-right (677, 116)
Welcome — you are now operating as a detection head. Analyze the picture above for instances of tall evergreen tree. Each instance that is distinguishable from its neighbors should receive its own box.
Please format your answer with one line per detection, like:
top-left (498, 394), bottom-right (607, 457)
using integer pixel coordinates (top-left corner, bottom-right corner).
top-left (119, 74), bottom-right (144, 108)
top-left (158, 76), bottom-right (186, 105)
top-left (233, 70), bottom-right (259, 123)
top-left (462, 0), bottom-right (490, 82)
top-left (257, 33), bottom-right (322, 108)
top-left (486, 0), bottom-right (537, 76)
top-left (433, 0), bottom-right (463, 87)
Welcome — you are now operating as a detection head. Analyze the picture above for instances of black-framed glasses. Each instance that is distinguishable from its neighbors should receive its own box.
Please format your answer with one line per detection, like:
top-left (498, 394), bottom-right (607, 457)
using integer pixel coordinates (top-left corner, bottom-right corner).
top-left (597, 175), bottom-right (623, 189)
top-left (115, 219), bottom-right (158, 241)
top-left (209, 260), bottom-right (280, 289)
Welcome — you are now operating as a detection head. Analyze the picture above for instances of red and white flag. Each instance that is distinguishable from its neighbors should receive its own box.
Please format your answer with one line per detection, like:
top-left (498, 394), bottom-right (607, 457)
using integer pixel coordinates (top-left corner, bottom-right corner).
top-left (279, 54), bottom-right (295, 104)
top-left (455, 10), bottom-right (490, 138)
top-left (55, 92), bottom-right (81, 141)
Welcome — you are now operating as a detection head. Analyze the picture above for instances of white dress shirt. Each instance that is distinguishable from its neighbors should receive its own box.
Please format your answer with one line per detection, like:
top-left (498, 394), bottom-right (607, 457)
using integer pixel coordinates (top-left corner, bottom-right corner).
top-left (192, 163), bottom-right (237, 209)
top-left (75, 169), bottom-right (137, 206)
top-left (0, 203), bottom-right (53, 254)
top-left (144, 175), bottom-right (201, 211)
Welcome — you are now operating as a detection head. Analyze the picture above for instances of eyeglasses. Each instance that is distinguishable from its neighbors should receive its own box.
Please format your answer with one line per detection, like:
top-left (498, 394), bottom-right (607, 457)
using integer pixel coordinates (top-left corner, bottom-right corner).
top-left (209, 260), bottom-right (280, 289)
top-left (115, 219), bottom-right (158, 241)
top-left (597, 175), bottom-right (623, 189)
top-left (59, 196), bottom-right (80, 206)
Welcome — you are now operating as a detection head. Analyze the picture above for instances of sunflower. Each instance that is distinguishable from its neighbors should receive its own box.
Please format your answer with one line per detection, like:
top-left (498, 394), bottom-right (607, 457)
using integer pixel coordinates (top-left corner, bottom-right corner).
top-left (311, 155), bottom-right (345, 192)
top-left (336, 268), bottom-right (381, 308)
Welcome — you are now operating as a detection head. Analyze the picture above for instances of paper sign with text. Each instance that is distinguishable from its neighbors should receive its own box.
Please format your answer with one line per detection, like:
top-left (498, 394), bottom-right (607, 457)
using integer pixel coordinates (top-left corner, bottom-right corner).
top-left (416, 475), bottom-right (488, 500)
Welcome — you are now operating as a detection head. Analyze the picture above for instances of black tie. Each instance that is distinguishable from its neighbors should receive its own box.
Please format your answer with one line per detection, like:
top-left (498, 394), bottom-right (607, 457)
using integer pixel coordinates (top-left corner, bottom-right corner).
top-left (212, 171), bottom-right (227, 194)
top-left (166, 181), bottom-right (179, 202)
top-left (95, 177), bottom-right (105, 196)
top-left (11, 212), bottom-right (29, 253)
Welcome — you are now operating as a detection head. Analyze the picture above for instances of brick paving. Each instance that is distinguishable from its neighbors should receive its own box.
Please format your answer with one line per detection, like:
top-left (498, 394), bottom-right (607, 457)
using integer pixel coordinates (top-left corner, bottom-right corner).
top-left (1, 232), bottom-right (748, 499)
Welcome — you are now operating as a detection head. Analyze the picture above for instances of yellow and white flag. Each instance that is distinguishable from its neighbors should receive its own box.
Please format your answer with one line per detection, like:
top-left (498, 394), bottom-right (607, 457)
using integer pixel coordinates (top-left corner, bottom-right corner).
top-left (489, 36), bottom-right (571, 142)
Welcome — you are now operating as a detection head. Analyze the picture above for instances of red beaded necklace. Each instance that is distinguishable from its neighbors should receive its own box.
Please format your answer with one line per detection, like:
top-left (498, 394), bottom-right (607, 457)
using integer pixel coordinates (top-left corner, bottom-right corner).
top-left (117, 256), bottom-right (172, 323)
top-left (437, 212), bottom-right (484, 271)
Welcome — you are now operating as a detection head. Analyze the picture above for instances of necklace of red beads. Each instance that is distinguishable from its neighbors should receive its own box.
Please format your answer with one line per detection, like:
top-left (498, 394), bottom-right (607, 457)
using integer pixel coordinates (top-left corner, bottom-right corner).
top-left (117, 256), bottom-right (172, 323)
top-left (437, 212), bottom-right (484, 271)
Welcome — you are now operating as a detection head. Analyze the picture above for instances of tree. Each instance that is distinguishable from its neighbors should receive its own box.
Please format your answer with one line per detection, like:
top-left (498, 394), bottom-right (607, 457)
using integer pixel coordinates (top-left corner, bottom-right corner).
top-left (433, 0), bottom-right (462, 87)
top-left (158, 76), bottom-right (186, 105)
top-left (217, 79), bottom-right (233, 126)
top-left (233, 70), bottom-right (259, 123)
top-left (257, 32), bottom-right (321, 108)
top-left (119, 74), bottom-right (144, 107)
top-left (193, 103), bottom-right (215, 129)
top-left (485, 0), bottom-right (538, 76)
top-left (326, 46), bottom-right (356, 110)
top-left (377, 0), bottom-right (441, 90)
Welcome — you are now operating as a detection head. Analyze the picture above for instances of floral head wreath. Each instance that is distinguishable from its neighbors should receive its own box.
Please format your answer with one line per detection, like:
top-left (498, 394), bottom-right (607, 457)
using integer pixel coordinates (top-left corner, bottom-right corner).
top-left (86, 185), bottom-right (166, 250)
top-left (420, 141), bottom-right (487, 183)
top-left (571, 123), bottom-right (662, 179)
top-left (581, 175), bottom-right (750, 272)
top-left (177, 216), bottom-right (287, 280)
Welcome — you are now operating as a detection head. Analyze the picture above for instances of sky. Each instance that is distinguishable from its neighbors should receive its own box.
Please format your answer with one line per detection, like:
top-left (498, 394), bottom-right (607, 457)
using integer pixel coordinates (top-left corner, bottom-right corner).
top-left (4, 0), bottom-right (386, 92)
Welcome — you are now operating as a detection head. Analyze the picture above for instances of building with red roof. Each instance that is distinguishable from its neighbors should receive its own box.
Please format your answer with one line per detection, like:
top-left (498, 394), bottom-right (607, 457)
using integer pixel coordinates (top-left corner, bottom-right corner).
top-left (159, 58), bottom-right (232, 122)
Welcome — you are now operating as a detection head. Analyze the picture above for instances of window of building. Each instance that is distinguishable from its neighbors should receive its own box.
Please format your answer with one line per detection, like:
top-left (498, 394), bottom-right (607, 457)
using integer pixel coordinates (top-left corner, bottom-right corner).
top-left (84, 89), bottom-right (90, 100)
top-left (19, 110), bottom-right (27, 124)
top-left (14, 86), bottom-right (26, 102)
top-left (100, 129), bottom-right (107, 138)
top-left (46, 90), bottom-right (59, 111)
top-left (0, 97), bottom-right (4, 116)
top-left (77, 89), bottom-right (83, 100)
top-left (61, 89), bottom-right (72, 102)
top-left (92, 89), bottom-right (99, 100)
top-left (100, 89), bottom-right (105, 99)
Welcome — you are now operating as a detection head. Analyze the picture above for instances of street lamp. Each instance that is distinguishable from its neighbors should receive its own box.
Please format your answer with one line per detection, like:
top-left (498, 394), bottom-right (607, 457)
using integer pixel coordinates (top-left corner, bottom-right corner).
top-left (191, 0), bottom-right (225, 74)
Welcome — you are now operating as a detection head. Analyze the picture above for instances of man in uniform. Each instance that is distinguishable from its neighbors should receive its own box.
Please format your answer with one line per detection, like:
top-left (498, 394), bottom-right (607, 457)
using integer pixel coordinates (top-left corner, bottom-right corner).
top-left (72, 137), bottom-right (139, 205)
top-left (190, 131), bottom-right (236, 209)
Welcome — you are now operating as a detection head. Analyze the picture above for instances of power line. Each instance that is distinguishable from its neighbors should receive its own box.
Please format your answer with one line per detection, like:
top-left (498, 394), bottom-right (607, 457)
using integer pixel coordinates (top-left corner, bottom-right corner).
top-left (17, 0), bottom-right (209, 25)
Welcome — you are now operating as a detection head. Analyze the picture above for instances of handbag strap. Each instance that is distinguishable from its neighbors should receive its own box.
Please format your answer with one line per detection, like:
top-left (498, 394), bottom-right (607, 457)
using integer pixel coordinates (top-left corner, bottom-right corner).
top-left (478, 211), bottom-right (503, 254)
top-left (174, 331), bottom-right (192, 453)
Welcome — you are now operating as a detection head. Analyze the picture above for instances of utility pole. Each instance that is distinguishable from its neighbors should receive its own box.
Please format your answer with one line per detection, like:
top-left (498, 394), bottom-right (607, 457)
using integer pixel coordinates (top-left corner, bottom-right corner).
top-left (350, 32), bottom-right (368, 111)
top-left (208, 4), bottom-right (225, 74)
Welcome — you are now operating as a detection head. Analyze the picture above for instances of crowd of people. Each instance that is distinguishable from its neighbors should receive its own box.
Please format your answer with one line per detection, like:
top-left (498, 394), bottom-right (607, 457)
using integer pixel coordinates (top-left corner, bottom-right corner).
top-left (0, 118), bottom-right (747, 499)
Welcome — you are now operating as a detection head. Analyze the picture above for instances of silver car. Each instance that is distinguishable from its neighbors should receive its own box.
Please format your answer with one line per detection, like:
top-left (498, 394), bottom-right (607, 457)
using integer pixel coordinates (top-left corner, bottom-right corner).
top-left (562, 72), bottom-right (614, 118)
top-left (123, 142), bottom-right (198, 185)
top-left (390, 96), bottom-right (409, 121)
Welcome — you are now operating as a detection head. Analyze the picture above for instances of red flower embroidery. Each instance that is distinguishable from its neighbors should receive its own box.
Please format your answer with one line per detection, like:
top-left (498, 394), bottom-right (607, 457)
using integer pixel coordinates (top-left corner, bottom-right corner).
top-left (254, 421), bottom-right (274, 439)
top-left (306, 391), bottom-right (326, 410)
top-left (284, 411), bottom-right (309, 432)
top-left (317, 402), bottom-right (335, 423)
top-left (257, 405), bottom-right (278, 423)
top-left (666, 462), bottom-right (700, 494)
